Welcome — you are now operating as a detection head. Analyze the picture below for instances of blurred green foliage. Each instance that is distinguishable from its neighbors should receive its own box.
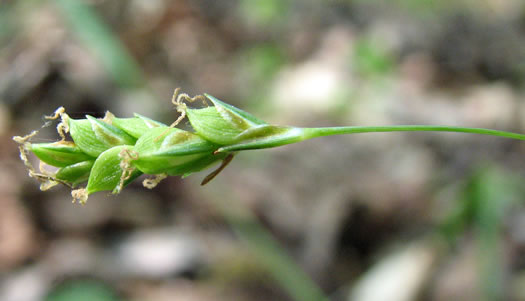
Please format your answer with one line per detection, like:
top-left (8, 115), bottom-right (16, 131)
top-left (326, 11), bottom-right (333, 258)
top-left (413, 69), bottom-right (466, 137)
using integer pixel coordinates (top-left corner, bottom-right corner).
top-left (239, 0), bottom-right (289, 27)
top-left (344, 0), bottom-right (457, 14)
top-left (238, 44), bottom-right (286, 114)
top-left (45, 280), bottom-right (122, 301)
top-left (241, 44), bottom-right (286, 84)
top-left (353, 38), bottom-right (394, 78)
top-left (469, 167), bottom-right (518, 300)
top-left (223, 208), bottom-right (330, 301)
top-left (439, 165), bottom-right (524, 300)
top-left (0, 4), bottom-right (14, 46)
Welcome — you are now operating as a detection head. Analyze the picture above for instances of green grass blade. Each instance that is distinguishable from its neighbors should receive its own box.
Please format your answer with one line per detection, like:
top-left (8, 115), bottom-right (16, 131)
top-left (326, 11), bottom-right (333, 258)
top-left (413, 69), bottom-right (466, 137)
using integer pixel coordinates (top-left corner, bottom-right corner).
top-left (53, 0), bottom-right (145, 88)
top-left (218, 205), bottom-right (331, 301)
top-left (469, 167), bottom-right (519, 300)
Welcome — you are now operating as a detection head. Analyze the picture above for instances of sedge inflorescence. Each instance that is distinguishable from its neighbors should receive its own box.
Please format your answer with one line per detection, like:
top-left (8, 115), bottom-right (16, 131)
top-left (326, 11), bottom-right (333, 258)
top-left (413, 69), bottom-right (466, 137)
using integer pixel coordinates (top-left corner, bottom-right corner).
top-left (15, 88), bottom-right (525, 205)
top-left (14, 89), bottom-right (298, 204)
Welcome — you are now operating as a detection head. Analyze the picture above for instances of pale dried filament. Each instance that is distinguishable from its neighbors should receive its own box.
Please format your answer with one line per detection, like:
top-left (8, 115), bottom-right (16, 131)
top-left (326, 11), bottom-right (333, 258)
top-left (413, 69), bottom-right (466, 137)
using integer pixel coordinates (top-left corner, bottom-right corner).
top-left (116, 148), bottom-right (139, 194)
top-left (72, 188), bottom-right (88, 205)
top-left (155, 88), bottom-right (208, 141)
top-left (45, 107), bottom-right (69, 141)
top-left (143, 173), bottom-right (168, 189)
top-left (13, 131), bottom-right (61, 190)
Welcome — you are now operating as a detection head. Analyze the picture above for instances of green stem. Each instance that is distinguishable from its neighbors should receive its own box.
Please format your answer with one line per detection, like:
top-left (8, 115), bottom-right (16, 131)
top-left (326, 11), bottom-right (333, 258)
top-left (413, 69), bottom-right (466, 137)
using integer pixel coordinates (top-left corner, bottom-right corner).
top-left (303, 125), bottom-right (525, 141)
top-left (218, 125), bottom-right (525, 153)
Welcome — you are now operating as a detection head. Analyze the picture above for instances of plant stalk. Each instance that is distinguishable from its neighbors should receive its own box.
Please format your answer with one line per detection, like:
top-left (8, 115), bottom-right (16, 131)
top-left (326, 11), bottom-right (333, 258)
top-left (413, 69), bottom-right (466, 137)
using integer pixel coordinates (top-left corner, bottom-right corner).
top-left (218, 125), bottom-right (525, 153)
top-left (302, 125), bottom-right (525, 141)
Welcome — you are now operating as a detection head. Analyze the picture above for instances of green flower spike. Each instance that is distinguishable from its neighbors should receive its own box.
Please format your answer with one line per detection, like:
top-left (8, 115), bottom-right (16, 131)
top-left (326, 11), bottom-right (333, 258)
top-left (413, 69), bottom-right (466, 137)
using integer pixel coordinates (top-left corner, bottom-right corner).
top-left (13, 88), bottom-right (525, 205)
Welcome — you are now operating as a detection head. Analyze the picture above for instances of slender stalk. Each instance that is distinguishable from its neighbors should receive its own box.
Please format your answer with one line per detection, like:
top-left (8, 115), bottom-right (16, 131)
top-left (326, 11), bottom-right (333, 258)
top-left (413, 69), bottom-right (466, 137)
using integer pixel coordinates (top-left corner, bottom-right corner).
top-left (217, 125), bottom-right (525, 153)
top-left (302, 125), bottom-right (525, 141)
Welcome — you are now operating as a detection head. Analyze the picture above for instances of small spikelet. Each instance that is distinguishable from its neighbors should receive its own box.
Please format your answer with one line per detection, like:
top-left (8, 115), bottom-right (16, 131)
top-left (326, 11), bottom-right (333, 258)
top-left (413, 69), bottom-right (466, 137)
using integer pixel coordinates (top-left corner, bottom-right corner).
top-left (185, 94), bottom-right (266, 145)
top-left (30, 141), bottom-right (94, 167)
top-left (131, 127), bottom-right (218, 175)
top-left (111, 114), bottom-right (166, 138)
top-left (55, 160), bottom-right (94, 186)
top-left (86, 115), bottom-right (136, 147)
top-left (69, 119), bottom-right (111, 157)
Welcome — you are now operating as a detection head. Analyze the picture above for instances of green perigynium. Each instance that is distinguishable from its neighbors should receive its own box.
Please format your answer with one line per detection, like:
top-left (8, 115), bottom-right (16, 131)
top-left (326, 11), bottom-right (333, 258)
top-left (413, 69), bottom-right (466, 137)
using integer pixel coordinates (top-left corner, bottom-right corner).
top-left (13, 88), bottom-right (525, 205)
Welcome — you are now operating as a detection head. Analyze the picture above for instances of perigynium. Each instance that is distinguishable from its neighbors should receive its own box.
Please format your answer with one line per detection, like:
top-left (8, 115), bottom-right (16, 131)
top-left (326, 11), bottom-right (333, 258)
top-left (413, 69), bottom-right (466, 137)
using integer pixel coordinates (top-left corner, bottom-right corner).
top-left (13, 88), bottom-right (525, 205)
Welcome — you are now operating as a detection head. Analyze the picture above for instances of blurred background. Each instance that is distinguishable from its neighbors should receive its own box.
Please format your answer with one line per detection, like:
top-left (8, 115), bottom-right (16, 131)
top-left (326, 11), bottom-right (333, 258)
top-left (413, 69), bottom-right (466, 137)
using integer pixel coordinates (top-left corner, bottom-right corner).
top-left (2, 0), bottom-right (525, 300)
